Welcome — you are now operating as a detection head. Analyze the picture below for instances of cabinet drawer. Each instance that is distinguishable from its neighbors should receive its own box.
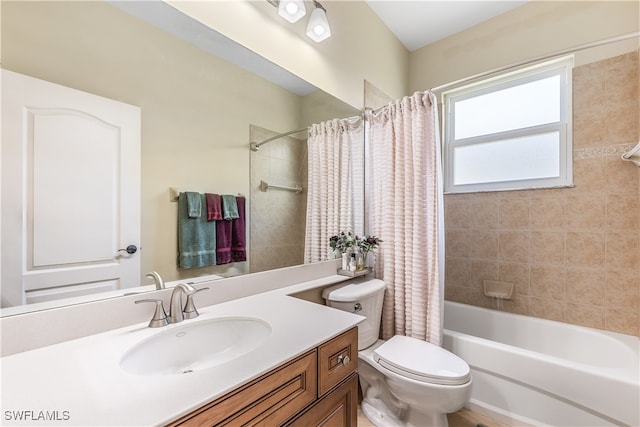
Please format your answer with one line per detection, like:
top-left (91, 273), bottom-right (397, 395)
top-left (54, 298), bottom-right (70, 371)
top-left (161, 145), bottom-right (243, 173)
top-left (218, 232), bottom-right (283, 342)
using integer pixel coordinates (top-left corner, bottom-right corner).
top-left (317, 327), bottom-right (358, 396)
top-left (171, 350), bottom-right (317, 426)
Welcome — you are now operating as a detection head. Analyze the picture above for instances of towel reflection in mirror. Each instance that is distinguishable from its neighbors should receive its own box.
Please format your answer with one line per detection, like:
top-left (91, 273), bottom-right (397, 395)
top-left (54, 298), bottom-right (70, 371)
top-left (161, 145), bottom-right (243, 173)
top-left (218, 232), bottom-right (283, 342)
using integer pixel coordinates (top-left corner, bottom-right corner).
top-left (177, 192), bottom-right (246, 269)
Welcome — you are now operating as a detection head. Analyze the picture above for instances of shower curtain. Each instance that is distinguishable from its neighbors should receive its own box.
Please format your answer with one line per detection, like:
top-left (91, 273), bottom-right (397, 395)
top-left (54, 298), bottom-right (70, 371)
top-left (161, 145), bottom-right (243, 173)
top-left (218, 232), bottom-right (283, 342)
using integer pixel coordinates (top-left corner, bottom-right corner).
top-left (368, 91), bottom-right (444, 345)
top-left (305, 116), bottom-right (364, 263)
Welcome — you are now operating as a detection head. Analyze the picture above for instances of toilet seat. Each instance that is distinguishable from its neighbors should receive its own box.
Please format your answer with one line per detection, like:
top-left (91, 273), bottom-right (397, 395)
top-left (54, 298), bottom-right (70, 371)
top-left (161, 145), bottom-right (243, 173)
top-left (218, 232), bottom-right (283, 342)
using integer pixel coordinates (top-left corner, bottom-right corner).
top-left (373, 335), bottom-right (470, 385)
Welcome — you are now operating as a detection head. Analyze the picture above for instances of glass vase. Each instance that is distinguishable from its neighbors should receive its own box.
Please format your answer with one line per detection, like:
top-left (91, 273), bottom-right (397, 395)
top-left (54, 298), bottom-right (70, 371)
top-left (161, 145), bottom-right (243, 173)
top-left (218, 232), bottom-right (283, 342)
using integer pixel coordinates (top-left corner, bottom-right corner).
top-left (356, 248), bottom-right (366, 271)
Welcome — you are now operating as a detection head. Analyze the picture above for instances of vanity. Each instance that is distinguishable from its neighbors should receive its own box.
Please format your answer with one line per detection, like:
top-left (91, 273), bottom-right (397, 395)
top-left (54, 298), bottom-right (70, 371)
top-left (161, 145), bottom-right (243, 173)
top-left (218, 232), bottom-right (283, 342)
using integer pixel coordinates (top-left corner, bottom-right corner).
top-left (0, 273), bottom-right (363, 426)
top-left (169, 327), bottom-right (358, 426)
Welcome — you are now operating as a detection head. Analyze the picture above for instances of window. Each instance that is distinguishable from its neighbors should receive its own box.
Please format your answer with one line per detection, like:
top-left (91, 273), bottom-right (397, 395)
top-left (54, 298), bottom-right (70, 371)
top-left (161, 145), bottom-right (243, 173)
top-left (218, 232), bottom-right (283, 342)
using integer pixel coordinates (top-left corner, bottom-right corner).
top-left (442, 56), bottom-right (573, 193)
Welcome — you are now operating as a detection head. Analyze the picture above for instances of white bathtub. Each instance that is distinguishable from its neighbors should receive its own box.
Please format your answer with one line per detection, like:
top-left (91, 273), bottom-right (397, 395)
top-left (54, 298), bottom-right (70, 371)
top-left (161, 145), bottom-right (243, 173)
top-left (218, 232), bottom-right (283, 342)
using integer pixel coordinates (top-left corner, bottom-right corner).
top-left (442, 301), bottom-right (640, 426)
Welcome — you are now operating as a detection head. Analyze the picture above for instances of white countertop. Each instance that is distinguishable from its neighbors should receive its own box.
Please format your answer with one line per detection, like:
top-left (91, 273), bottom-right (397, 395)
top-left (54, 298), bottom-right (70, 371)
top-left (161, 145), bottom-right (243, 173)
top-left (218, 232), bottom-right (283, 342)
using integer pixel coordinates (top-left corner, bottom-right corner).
top-left (0, 277), bottom-right (363, 426)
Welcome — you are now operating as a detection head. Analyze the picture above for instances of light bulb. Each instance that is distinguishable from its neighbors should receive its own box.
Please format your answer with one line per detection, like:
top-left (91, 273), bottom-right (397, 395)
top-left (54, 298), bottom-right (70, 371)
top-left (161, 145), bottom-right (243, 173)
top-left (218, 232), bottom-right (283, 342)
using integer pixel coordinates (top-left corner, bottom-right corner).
top-left (278, 0), bottom-right (306, 23)
top-left (305, 4), bottom-right (331, 42)
top-left (285, 2), bottom-right (298, 14)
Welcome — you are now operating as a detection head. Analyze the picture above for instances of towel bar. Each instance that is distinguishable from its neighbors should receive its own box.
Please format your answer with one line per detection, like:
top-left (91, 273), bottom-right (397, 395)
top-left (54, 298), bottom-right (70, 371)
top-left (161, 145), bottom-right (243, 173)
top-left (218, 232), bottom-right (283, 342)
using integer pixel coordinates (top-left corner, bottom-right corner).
top-left (259, 180), bottom-right (303, 193)
top-left (169, 188), bottom-right (245, 202)
top-left (622, 141), bottom-right (640, 167)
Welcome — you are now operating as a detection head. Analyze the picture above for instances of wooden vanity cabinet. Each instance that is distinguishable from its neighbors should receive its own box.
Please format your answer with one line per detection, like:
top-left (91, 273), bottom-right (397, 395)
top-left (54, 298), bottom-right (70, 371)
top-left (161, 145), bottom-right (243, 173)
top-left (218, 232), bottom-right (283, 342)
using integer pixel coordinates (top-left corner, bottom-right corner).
top-left (168, 327), bottom-right (358, 427)
top-left (286, 374), bottom-right (358, 427)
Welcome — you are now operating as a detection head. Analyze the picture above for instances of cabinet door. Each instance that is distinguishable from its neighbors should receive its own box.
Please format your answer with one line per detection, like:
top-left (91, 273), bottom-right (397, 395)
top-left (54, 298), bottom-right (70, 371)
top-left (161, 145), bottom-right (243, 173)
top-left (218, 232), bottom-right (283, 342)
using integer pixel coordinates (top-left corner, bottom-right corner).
top-left (170, 350), bottom-right (317, 426)
top-left (287, 374), bottom-right (358, 427)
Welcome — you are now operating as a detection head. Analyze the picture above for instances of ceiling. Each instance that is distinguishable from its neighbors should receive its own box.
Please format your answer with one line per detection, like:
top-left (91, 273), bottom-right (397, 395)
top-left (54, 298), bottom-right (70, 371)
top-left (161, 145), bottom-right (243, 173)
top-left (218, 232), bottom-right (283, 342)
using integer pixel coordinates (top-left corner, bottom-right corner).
top-left (111, 1), bottom-right (318, 95)
top-left (365, 1), bottom-right (529, 51)
top-left (113, 1), bottom-right (530, 97)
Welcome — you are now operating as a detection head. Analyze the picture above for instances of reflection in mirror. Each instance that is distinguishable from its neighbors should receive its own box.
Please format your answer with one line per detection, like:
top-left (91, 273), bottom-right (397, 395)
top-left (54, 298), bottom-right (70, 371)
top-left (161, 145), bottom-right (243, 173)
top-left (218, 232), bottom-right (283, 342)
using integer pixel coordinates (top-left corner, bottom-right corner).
top-left (0, 0), bottom-right (361, 316)
top-left (250, 126), bottom-right (309, 272)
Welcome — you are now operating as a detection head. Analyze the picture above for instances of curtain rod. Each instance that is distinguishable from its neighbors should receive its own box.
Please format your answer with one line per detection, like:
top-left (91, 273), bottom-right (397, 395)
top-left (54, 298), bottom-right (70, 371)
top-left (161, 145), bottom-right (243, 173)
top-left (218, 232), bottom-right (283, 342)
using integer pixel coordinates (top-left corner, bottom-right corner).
top-left (250, 126), bottom-right (308, 151)
top-left (430, 31), bottom-right (639, 93)
top-left (250, 113), bottom-right (363, 151)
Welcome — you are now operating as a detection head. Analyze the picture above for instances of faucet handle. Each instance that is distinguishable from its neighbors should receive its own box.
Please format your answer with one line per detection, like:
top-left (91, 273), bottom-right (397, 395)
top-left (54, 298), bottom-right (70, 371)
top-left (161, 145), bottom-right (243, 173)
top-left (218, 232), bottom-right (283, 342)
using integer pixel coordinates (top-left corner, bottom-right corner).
top-left (183, 287), bottom-right (209, 320)
top-left (135, 299), bottom-right (169, 328)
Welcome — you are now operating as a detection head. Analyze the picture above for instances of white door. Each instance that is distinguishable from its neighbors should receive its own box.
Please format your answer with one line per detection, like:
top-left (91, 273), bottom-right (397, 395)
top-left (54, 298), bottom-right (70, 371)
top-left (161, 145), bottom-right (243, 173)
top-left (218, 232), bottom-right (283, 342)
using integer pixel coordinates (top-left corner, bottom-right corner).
top-left (1, 69), bottom-right (141, 307)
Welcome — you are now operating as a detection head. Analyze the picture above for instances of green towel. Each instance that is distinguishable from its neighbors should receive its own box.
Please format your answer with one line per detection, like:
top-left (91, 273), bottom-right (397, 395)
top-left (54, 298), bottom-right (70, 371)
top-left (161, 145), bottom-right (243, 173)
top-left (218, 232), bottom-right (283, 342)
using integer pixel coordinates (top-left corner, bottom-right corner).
top-left (186, 191), bottom-right (201, 218)
top-left (221, 194), bottom-right (239, 220)
top-left (178, 193), bottom-right (216, 269)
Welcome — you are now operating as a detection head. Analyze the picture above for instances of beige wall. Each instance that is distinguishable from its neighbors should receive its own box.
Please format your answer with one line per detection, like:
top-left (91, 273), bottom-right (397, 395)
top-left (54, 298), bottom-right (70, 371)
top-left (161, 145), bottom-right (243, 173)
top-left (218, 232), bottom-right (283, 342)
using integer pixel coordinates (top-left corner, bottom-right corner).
top-left (167, 0), bottom-right (410, 108)
top-left (0, 1), bottom-right (309, 282)
top-left (409, 1), bottom-right (640, 92)
top-left (444, 52), bottom-right (639, 337)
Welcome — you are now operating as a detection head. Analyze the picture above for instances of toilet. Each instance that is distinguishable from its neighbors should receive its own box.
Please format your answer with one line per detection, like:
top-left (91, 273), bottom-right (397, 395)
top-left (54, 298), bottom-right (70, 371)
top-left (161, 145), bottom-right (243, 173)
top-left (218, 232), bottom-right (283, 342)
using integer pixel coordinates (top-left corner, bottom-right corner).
top-left (322, 278), bottom-right (472, 427)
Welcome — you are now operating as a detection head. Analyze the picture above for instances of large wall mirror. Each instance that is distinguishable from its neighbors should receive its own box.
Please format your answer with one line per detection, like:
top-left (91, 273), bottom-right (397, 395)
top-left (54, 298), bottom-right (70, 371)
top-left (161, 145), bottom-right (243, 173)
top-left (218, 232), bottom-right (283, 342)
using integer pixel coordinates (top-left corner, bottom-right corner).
top-left (0, 0), bottom-right (361, 316)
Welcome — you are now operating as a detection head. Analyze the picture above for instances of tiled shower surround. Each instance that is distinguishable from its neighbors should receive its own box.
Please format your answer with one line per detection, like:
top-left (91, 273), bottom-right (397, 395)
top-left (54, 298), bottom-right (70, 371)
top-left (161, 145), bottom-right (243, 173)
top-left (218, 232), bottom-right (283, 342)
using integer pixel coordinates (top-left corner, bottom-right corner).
top-left (250, 125), bottom-right (308, 273)
top-left (444, 51), bottom-right (640, 337)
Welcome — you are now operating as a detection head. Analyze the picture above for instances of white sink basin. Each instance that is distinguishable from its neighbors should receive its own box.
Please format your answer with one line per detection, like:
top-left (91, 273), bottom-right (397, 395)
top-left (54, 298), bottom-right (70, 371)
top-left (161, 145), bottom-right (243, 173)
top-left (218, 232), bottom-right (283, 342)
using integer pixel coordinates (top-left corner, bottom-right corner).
top-left (120, 317), bottom-right (271, 376)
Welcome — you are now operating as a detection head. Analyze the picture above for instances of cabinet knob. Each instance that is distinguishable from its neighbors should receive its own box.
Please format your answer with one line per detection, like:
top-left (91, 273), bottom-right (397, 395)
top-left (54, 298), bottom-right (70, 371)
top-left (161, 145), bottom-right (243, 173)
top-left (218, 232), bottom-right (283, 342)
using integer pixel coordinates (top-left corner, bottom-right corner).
top-left (337, 354), bottom-right (350, 366)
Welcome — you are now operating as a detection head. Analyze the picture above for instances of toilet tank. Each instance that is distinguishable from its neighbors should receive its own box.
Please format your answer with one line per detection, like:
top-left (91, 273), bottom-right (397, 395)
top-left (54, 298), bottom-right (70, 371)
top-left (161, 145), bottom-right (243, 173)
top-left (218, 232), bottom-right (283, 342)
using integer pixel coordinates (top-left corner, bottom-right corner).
top-left (322, 279), bottom-right (386, 350)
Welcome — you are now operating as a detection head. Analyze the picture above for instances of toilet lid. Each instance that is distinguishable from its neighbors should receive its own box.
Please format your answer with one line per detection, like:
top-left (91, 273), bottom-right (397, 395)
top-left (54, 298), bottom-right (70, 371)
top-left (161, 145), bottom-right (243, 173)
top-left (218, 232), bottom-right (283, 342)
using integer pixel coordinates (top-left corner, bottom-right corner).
top-left (373, 335), bottom-right (470, 385)
top-left (322, 279), bottom-right (386, 302)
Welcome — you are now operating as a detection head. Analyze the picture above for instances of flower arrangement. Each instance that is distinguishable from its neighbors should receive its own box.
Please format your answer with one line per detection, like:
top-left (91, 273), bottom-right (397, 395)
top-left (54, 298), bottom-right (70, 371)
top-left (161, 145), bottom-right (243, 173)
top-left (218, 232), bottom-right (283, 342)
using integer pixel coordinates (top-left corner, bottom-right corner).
top-left (329, 231), bottom-right (356, 254)
top-left (356, 234), bottom-right (383, 268)
top-left (330, 232), bottom-right (383, 271)
top-left (357, 234), bottom-right (383, 255)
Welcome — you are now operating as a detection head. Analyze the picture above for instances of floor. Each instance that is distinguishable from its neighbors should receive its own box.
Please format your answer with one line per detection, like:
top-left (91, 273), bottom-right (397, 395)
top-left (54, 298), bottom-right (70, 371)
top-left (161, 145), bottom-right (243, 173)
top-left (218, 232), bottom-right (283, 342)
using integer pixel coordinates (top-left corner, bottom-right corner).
top-left (356, 406), bottom-right (375, 427)
top-left (447, 408), bottom-right (509, 427)
top-left (357, 406), bottom-right (508, 427)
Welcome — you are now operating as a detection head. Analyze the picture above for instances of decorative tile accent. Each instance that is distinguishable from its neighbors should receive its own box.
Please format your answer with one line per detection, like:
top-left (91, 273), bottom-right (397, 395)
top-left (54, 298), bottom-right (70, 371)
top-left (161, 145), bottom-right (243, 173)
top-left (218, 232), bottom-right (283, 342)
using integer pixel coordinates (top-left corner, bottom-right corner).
top-left (573, 142), bottom-right (636, 160)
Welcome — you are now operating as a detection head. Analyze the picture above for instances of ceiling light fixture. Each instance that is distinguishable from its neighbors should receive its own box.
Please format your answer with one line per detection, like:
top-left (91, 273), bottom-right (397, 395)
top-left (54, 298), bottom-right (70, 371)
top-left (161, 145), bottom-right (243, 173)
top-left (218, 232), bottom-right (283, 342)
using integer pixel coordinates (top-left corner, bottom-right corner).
top-left (305, 1), bottom-right (331, 43)
top-left (277, 0), bottom-right (306, 23)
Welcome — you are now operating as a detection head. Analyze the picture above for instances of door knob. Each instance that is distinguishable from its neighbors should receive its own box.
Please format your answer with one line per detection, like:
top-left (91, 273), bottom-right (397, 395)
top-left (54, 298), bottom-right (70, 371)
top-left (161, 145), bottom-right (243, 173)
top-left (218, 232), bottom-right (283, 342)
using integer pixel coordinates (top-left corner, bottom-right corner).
top-left (118, 245), bottom-right (138, 255)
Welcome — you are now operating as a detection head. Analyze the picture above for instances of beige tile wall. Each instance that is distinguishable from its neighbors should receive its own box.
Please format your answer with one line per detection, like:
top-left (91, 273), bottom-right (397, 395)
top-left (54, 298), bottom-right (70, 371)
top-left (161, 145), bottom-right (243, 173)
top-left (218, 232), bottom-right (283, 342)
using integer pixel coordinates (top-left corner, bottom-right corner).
top-left (444, 51), bottom-right (640, 337)
top-left (250, 126), bottom-right (308, 273)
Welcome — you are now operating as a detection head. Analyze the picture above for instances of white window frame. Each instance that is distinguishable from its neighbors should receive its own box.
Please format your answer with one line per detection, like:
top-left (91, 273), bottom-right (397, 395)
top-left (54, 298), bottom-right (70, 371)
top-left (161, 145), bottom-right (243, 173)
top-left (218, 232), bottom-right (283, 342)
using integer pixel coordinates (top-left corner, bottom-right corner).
top-left (442, 56), bottom-right (574, 194)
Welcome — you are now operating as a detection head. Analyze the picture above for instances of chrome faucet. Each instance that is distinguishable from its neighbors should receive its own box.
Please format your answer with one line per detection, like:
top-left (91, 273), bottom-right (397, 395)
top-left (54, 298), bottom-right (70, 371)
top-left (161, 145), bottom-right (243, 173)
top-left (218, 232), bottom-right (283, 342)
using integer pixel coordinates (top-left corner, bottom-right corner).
top-left (145, 271), bottom-right (165, 290)
top-left (169, 283), bottom-right (195, 323)
top-left (168, 283), bottom-right (209, 323)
